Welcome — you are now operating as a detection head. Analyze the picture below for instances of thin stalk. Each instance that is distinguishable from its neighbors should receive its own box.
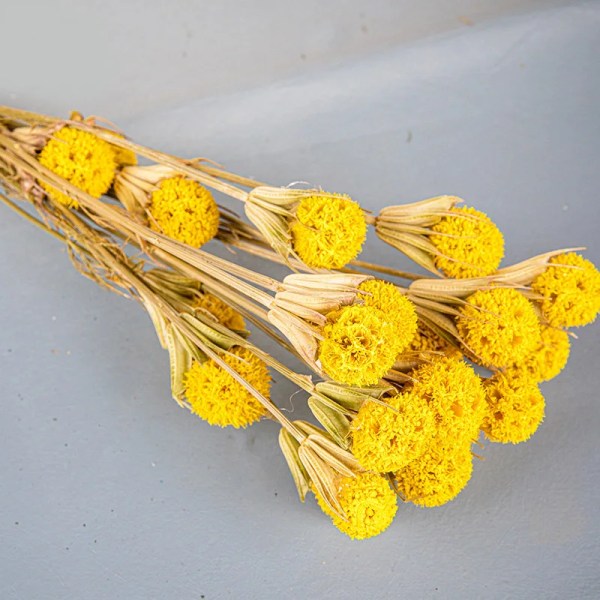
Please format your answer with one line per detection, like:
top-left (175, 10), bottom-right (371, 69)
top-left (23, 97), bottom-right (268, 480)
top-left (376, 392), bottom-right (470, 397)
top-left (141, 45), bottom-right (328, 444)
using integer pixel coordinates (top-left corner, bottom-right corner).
top-left (195, 162), bottom-right (267, 189)
top-left (349, 259), bottom-right (424, 281)
top-left (0, 192), bottom-right (67, 245)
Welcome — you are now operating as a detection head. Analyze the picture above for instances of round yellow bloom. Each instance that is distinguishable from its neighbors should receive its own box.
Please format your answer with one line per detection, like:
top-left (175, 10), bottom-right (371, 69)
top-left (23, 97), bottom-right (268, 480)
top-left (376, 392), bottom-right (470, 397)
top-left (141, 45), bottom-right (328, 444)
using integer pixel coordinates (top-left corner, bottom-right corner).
top-left (314, 472), bottom-right (398, 540)
top-left (531, 253), bottom-right (600, 328)
top-left (457, 288), bottom-right (541, 368)
top-left (351, 391), bottom-right (435, 473)
top-left (291, 193), bottom-right (367, 268)
top-left (148, 176), bottom-right (219, 247)
top-left (404, 323), bottom-right (463, 360)
top-left (410, 357), bottom-right (486, 443)
top-left (482, 372), bottom-right (545, 444)
top-left (184, 346), bottom-right (270, 428)
top-left (511, 324), bottom-right (570, 383)
top-left (430, 206), bottom-right (504, 278)
top-left (395, 443), bottom-right (473, 508)
top-left (38, 126), bottom-right (117, 208)
top-left (194, 292), bottom-right (245, 331)
top-left (358, 279), bottom-right (418, 354)
top-left (318, 305), bottom-right (398, 386)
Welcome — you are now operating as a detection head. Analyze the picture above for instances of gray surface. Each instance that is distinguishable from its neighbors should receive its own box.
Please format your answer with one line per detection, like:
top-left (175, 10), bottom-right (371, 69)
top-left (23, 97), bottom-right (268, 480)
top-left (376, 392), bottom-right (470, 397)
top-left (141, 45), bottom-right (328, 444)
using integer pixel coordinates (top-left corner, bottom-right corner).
top-left (1, 2), bottom-right (599, 599)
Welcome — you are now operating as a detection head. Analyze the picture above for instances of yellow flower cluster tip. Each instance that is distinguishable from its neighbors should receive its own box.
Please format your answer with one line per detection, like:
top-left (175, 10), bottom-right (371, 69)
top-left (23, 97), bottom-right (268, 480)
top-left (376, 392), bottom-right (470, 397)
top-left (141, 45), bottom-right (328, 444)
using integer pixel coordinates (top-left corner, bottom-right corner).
top-left (38, 126), bottom-right (117, 208)
top-left (457, 287), bottom-right (541, 368)
top-left (184, 346), bottom-right (270, 428)
top-left (358, 279), bottom-right (417, 355)
top-left (194, 292), bottom-right (246, 331)
top-left (482, 372), bottom-right (545, 444)
top-left (395, 443), bottom-right (473, 508)
top-left (511, 324), bottom-right (570, 383)
top-left (351, 392), bottom-right (435, 472)
top-left (410, 357), bottom-right (486, 443)
top-left (430, 206), bottom-right (504, 278)
top-left (314, 472), bottom-right (398, 540)
top-left (149, 176), bottom-right (219, 248)
top-left (532, 253), bottom-right (600, 328)
top-left (291, 193), bottom-right (367, 269)
top-left (318, 305), bottom-right (398, 386)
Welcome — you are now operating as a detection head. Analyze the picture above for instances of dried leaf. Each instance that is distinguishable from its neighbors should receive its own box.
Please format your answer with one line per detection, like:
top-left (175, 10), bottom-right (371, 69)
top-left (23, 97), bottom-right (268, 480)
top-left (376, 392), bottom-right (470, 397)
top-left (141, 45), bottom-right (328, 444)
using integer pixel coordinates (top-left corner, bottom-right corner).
top-left (164, 324), bottom-right (193, 406)
top-left (278, 429), bottom-right (309, 503)
top-left (308, 397), bottom-right (351, 448)
top-left (298, 445), bottom-right (345, 519)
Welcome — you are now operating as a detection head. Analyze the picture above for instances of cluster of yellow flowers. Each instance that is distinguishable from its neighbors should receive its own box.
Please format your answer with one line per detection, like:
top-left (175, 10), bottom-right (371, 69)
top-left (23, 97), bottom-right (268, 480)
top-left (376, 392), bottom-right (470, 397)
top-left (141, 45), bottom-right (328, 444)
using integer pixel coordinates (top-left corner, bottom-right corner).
top-left (2, 108), bottom-right (599, 542)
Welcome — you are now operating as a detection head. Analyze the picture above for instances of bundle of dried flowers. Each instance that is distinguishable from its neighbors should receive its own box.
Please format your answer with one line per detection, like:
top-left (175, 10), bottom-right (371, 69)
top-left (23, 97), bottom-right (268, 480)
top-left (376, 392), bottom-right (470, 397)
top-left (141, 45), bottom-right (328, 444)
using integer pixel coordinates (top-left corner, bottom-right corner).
top-left (1, 106), bottom-right (598, 540)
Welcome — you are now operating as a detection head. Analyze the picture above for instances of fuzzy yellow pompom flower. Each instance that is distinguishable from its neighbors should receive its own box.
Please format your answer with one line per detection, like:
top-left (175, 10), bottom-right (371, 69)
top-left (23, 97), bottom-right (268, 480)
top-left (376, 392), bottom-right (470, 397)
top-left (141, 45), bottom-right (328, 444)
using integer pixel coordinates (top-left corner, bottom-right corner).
top-left (314, 472), bottom-right (398, 540)
top-left (430, 206), bottom-right (504, 278)
top-left (38, 126), bottom-right (117, 208)
top-left (358, 279), bottom-right (418, 354)
top-left (351, 391), bottom-right (435, 473)
top-left (409, 357), bottom-right (486, 443)
top-left (291, 193), bottom-right (367, 269)
top-left (531, 253), bottom-right (600, 328)
top-left (318, 305), bottom-right (398, 386)
top-left (482, 372), bottom-right (545, 444)
top-left (184, 346), bottom-right (270, 428)
top-left (194, 292), bottom-right (245, 331)
top-left (457, 288), bottom-right (541, 368)
top-left (148, 176), bottom-right (219, 247)
top-left (395, 443), bottom-right (473, 508)
top-left (511, 324), bottom-right (570, 383)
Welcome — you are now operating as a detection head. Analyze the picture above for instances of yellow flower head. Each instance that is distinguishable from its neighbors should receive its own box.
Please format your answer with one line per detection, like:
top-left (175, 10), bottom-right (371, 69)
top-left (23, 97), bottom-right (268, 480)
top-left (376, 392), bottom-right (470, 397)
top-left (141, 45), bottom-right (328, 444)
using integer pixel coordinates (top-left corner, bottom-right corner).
top-left (457, 288), bottom-right (541, 368)
top-left (358, 279), bottom-right (418, 354)
top-left (404, 323), bottom-right (463, 360)
top-left (409, 357), bottom-right (486, 443)
top-left (314, 472), bottom-right (397, 540)
top-left (531, 253), bottom-right (600, 327)
top-left (482, 372), bottom-right (545, 444)
top-left (351, 391), bottom-right (435, 473)
top-left (194, 292), bottom-right (246, 331)
top-left (318, 305), bottom-right (398, 386)
top-left (291, 193), bottom-right (367, 268)
top-left (148, 176), bottom-right (219, 247)
top-left (184, 346), bottom-right (270, 428)
top-left (511, 324), bottom-right (570, 383)
top-left (430, 206), bottom-right (504, 278)
top-left (395, 443), bottom-right (473, 508)
top-left (38, 126), bottom-right (117, 208)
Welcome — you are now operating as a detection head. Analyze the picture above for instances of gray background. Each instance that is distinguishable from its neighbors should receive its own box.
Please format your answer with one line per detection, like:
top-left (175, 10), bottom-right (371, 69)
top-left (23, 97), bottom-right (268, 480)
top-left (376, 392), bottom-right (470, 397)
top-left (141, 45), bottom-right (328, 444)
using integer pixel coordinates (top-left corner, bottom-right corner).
top-left (1, 1), bottom-right (599, 598)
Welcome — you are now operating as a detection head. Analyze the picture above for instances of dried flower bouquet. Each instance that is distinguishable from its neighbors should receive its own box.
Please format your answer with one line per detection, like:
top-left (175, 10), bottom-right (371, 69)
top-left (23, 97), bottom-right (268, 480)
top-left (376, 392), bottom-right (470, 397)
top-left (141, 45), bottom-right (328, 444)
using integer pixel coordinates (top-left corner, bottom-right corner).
top-left (1, 106), bottom-right (598, 540)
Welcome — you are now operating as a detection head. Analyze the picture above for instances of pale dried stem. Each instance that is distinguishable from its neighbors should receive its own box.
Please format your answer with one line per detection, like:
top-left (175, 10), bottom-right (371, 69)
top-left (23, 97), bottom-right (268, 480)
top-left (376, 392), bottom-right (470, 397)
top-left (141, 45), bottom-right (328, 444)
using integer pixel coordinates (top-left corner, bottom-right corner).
top-left (349, 259), bottom-right (424, 281)
top-left (195, 162), bottom-right (267, 188)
